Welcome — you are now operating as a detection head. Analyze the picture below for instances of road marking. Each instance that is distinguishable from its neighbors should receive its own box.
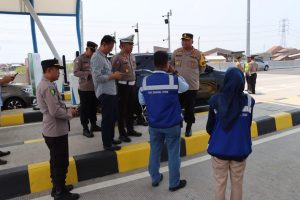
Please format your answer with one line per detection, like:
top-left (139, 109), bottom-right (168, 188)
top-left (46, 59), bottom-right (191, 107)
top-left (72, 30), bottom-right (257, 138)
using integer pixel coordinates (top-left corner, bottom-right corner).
top-left (33, 126), bottom-right (300, 200)
top-left (0, 122), bottom-right (42, 130)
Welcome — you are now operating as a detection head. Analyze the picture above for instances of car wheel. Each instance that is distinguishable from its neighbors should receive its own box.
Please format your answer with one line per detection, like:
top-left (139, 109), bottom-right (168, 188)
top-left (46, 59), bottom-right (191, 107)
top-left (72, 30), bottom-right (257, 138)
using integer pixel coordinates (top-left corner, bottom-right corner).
top-left (264, 65), bottom-right (269, 71)
top-left (4, 97), bottom-right (26, 110)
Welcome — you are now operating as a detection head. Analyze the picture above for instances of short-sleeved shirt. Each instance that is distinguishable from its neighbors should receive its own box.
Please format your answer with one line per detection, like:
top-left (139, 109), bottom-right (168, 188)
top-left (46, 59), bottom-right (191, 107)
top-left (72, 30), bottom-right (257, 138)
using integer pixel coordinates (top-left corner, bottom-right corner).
top-left (249, 61), bottom-right (258, 74)
top-left (171, 47), bottom-right (203, 90)
top-left (37, 77), bottom-right (72, 137)
top-left (91, 50), bottom-right (117, 98)
top-left (111, 53), bottom-right (136, 81)
top-left (73, 53), bottom-right (95, 91)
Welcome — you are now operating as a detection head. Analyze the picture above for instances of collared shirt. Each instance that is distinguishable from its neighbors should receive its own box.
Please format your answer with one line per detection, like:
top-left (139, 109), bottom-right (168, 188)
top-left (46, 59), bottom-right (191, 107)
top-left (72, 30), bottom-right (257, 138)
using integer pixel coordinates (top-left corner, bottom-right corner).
top-left (37, 76), bottom-right (72, 137)
top-left (170, 47), bottom-right (203, 90)
top-left (91, 50), bottom-right (117, 97)
top-left (111, 52), bottom-right (136, 81)
top-left (249, 61), bottom-right (258, 74)
top-left (73, 53), bottom-right (95, 91)
top-left (138, 70), bottom-right (189, 105)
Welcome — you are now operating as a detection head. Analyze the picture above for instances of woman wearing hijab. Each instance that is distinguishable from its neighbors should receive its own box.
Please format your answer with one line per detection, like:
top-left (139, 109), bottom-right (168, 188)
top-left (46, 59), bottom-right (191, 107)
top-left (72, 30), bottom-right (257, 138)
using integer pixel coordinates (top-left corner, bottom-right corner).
top-left (206, 67), bottom-right (255, 200)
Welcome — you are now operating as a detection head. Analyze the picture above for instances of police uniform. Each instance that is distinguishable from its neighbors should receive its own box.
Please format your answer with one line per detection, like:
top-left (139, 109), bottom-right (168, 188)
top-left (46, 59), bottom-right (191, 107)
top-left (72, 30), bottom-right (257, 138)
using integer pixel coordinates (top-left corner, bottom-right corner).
top-left (171, 33), bottom-right (204, 137)
top-left (248, 58), bottom-right (258, 94)
top-left (36, 59), bottom-right (79, 200)
top-left (73, 41), bottom-right (100, 137)
top-left (111, 35), bottom-right (142, 142)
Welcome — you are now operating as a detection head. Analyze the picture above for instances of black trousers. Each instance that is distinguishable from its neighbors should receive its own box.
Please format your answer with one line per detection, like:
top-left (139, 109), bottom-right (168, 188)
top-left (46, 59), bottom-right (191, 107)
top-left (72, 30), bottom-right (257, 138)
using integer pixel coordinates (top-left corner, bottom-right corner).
top-left (249, 73), bottom-right (257, 94)
top-left (98, 94), bottom-right (117, 148)
top-left (179, 90), bottom-right (197, 124)
top-left (245, 74), bottom-right (251, 91)
top-left (78, 90), bottom-right (98, 128)
top-left (44, 134), bottom-right (69, 188)
top-left (117, 84), bottom-right (135, 136)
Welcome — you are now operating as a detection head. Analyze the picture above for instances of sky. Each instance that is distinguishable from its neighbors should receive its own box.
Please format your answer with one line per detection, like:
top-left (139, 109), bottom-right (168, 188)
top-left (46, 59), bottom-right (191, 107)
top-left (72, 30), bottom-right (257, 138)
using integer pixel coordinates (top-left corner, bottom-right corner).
top-left (0, 0), bottom-right (300, 63)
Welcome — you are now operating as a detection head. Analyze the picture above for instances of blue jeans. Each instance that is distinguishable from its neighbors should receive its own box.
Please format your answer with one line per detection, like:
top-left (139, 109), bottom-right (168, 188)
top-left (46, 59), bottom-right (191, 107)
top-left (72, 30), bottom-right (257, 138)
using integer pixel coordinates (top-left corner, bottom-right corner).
top-left (148, 124), bottom-right (181, 188)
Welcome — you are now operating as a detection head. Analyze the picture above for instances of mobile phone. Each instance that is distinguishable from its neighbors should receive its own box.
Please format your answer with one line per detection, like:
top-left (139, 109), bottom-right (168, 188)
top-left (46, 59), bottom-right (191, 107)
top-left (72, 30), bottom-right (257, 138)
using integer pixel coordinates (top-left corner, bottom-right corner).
top-left (14, 73), bottom-right (19, 77)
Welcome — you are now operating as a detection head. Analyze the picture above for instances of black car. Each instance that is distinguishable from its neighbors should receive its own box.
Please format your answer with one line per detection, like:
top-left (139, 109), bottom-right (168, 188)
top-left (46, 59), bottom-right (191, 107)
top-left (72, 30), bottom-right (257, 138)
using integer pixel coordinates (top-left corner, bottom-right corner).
top-left (134, 53), bottom-right (225, 104)
top-left (1, 83), bottom-right (35, 110)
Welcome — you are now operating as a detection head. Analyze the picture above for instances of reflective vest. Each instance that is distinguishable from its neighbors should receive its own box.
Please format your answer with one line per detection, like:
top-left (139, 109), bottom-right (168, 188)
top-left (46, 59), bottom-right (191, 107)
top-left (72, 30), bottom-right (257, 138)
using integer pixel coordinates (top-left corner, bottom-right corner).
top-left (244, 62), bottom-right (249, 73)
top-left (207, 94), bottom-right (254, 158)
top-left (141, 72), bottom-right (182, 128)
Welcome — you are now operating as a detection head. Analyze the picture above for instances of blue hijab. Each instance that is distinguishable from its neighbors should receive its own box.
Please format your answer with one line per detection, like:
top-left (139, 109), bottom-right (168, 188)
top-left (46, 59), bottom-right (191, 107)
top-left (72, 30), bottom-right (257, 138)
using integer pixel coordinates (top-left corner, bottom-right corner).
top-left (209, 67), bottom-right (246, 131)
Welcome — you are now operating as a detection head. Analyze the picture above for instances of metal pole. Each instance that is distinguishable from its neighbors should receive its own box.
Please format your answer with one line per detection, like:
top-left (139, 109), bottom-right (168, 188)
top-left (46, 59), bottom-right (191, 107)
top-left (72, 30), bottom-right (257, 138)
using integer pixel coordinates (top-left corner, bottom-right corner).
top-left (114, 32), bottom-right (117, 54)
top-left (137, 23), bottom-right (140, 53)
top-left (22, 0), bottom-right (62, 65)
top-left (167, 11), bottom-right (171, 53)
top-left (198, 36), bottom-right (200, 50)
top-left (246, 0), bottom-right (250, 56)
top-left (80, 0), bottom-right (84, 53)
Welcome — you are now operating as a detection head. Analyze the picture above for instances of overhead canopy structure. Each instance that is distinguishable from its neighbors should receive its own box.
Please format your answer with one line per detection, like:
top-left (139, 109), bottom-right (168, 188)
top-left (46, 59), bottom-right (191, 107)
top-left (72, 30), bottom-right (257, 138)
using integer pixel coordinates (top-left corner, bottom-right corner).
top-left (0, 0), bottom-right (84, 62)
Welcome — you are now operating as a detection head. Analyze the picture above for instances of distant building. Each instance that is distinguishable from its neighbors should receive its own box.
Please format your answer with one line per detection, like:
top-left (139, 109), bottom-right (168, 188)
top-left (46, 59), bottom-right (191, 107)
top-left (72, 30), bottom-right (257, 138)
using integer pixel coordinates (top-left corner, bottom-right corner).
top-left (204, 48), bottom-right (244, 62)
top-left (265, 46), bottom-right (300, 61)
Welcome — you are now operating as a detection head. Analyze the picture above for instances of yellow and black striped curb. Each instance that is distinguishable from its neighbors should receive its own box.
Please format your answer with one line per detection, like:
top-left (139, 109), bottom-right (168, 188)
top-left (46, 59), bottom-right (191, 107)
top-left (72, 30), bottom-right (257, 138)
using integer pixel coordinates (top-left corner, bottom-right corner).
top-left (0, 109), bottom-right (299, 199)
top-left (0, 92), bottom-right (71, 127)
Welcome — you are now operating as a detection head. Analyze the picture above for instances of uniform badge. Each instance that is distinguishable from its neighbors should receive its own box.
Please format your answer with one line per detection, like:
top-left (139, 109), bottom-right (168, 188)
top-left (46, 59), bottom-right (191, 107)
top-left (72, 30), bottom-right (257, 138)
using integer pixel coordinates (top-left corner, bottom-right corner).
top-left (50, 88), bottom-right (56, 96)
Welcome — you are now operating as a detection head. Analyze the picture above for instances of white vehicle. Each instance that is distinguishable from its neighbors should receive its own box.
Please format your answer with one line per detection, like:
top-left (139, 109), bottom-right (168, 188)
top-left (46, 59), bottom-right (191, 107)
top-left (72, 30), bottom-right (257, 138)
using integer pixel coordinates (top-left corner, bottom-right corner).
top-left (255, 58), bottom-right (269, 71)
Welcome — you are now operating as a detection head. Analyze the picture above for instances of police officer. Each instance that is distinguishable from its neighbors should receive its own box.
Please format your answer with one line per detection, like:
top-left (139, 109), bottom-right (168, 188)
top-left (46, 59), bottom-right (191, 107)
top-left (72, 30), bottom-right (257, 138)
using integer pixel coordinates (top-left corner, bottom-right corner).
top-left (248, 56), bottom-right (258, 94)
top-left (171, 33), bottom-right (205, 137)
top-left (244, 56), bottom-right (251, 92)
top-left (73, 41), bottom-right (101, 138)
top-left (0, 74), bottom-right (15, 165)
top-left (37, 59), bottom-right (79, 200)
top-left (111, 35), bottom-right (142, 143)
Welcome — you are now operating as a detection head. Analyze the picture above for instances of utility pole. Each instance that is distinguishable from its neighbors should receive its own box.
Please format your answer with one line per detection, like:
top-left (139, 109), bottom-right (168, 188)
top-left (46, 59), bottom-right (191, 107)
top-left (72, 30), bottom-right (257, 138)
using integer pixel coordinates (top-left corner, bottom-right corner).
top-left (133, 23), bottom-right (140, 53)
top-left (163, 10), bottom-right (172, 52)
top-left (246, 0), bottom-right (250, 56)
top-left (113, 32), bottom-right (117, 54)
top-left (280, 18), bottom-right (289, 47)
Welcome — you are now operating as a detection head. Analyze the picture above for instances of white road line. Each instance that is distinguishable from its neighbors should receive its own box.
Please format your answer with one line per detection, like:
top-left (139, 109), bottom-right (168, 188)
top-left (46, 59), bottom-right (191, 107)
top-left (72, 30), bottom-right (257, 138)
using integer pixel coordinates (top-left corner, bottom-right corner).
top-left (0, 122), bottom-right (42, 130)
top-left (34, 127), bottom-right (300, 200)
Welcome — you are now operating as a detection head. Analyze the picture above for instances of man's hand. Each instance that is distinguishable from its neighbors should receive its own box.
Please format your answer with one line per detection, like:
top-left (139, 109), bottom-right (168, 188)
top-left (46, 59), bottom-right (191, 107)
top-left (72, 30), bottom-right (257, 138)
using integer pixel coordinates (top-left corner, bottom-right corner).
top-left (0, 75), bottom-right (15, 85)
top-left (109, 71), bottom-right (123, 80)
top-left (70, 107), bottom-right (78, 117)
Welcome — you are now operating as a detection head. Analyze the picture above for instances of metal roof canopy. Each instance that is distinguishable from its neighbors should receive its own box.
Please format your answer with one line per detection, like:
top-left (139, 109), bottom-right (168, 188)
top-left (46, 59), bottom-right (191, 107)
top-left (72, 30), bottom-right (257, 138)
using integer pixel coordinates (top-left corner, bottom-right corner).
top-left (0, 0), bottom-right (84, 64)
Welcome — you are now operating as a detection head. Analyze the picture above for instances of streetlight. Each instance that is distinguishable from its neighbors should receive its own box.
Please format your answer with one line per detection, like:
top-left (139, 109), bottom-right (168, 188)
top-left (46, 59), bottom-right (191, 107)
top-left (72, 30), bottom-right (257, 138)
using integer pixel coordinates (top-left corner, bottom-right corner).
top-left (132, 23), bottom-right (140, 53)
top-left (111, 32), bottom-right (117, 54)
top-left (162, 9), bottom-right (172, 52)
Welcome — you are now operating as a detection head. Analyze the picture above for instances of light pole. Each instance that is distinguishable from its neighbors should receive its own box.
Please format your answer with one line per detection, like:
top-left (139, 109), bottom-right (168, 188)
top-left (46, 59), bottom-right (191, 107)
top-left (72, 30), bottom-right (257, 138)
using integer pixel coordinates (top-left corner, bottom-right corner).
top-left (112, 32), bottom-right (117, 54)
top-left (198, 36), bottom-right (200, 50)
top-left (132, 23), bottom-right (140, 53)
top-left (163, 10), bottom-right (172, 52)
top-left (246, 0), bottom-right (250, 56)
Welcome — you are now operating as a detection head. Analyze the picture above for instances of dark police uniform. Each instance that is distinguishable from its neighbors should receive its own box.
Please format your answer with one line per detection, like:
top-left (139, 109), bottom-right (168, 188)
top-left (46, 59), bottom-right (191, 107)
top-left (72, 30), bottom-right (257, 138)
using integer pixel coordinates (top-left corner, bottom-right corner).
top-left (171, 33), bottom-right (206, 137)
top-left (111, 35), bottom-right (142, 142)
top-left (36, 59), bottom-right (79, 200)
top-left (73, 41), bottom-right (100, 137)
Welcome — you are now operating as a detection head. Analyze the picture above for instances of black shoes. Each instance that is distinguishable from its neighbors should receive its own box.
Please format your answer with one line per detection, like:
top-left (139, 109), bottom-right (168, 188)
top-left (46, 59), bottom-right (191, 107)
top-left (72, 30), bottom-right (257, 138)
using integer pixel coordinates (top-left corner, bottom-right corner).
top-left (136, 117), bottom-right (148, 126)
top-left (51, 185), bottom-right (74, 197)
top-left (185, 123), bottom-right (192, 137)
top-left (169, 180), bottom-right (187, 192)
top-left (119, 135), bottom-right (132, 143)
top-left (83, 129), bottom-right (94, 138)
top-left (112, 139), bottom-right (122, 145)
top-left (104, 145), bottom-right (121, 151)
top-left (0, 151), bottom-right (10, 165)
top-left (185, 129), bottom-right (192, 137)
top-left (0, 151), bottom-right (10, 157)
top-left (128, 130), bottom-right (142, 137)
top-left (152, 174), bottom-right (163, 187)
top-left (53, 186), bottom-right (79, 200)
top-left (0, 159), bottom-right (7, 165)
top-left (91, 124), bottom-right (101, 132)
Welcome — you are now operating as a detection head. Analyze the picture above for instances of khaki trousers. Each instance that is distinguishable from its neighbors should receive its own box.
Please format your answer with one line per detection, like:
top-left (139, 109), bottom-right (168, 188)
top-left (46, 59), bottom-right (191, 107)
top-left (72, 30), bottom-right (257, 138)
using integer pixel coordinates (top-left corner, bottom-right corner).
top-left (212, 156), bottom-right (247, 200)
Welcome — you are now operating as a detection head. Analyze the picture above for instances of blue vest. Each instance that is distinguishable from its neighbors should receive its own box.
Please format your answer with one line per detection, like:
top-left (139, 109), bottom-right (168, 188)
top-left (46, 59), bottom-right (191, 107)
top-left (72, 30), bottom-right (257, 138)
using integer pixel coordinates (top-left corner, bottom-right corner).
top-left (207, 94), bottom-right (254, 158)
top-left (141, 72), bottom-right (182, 128)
